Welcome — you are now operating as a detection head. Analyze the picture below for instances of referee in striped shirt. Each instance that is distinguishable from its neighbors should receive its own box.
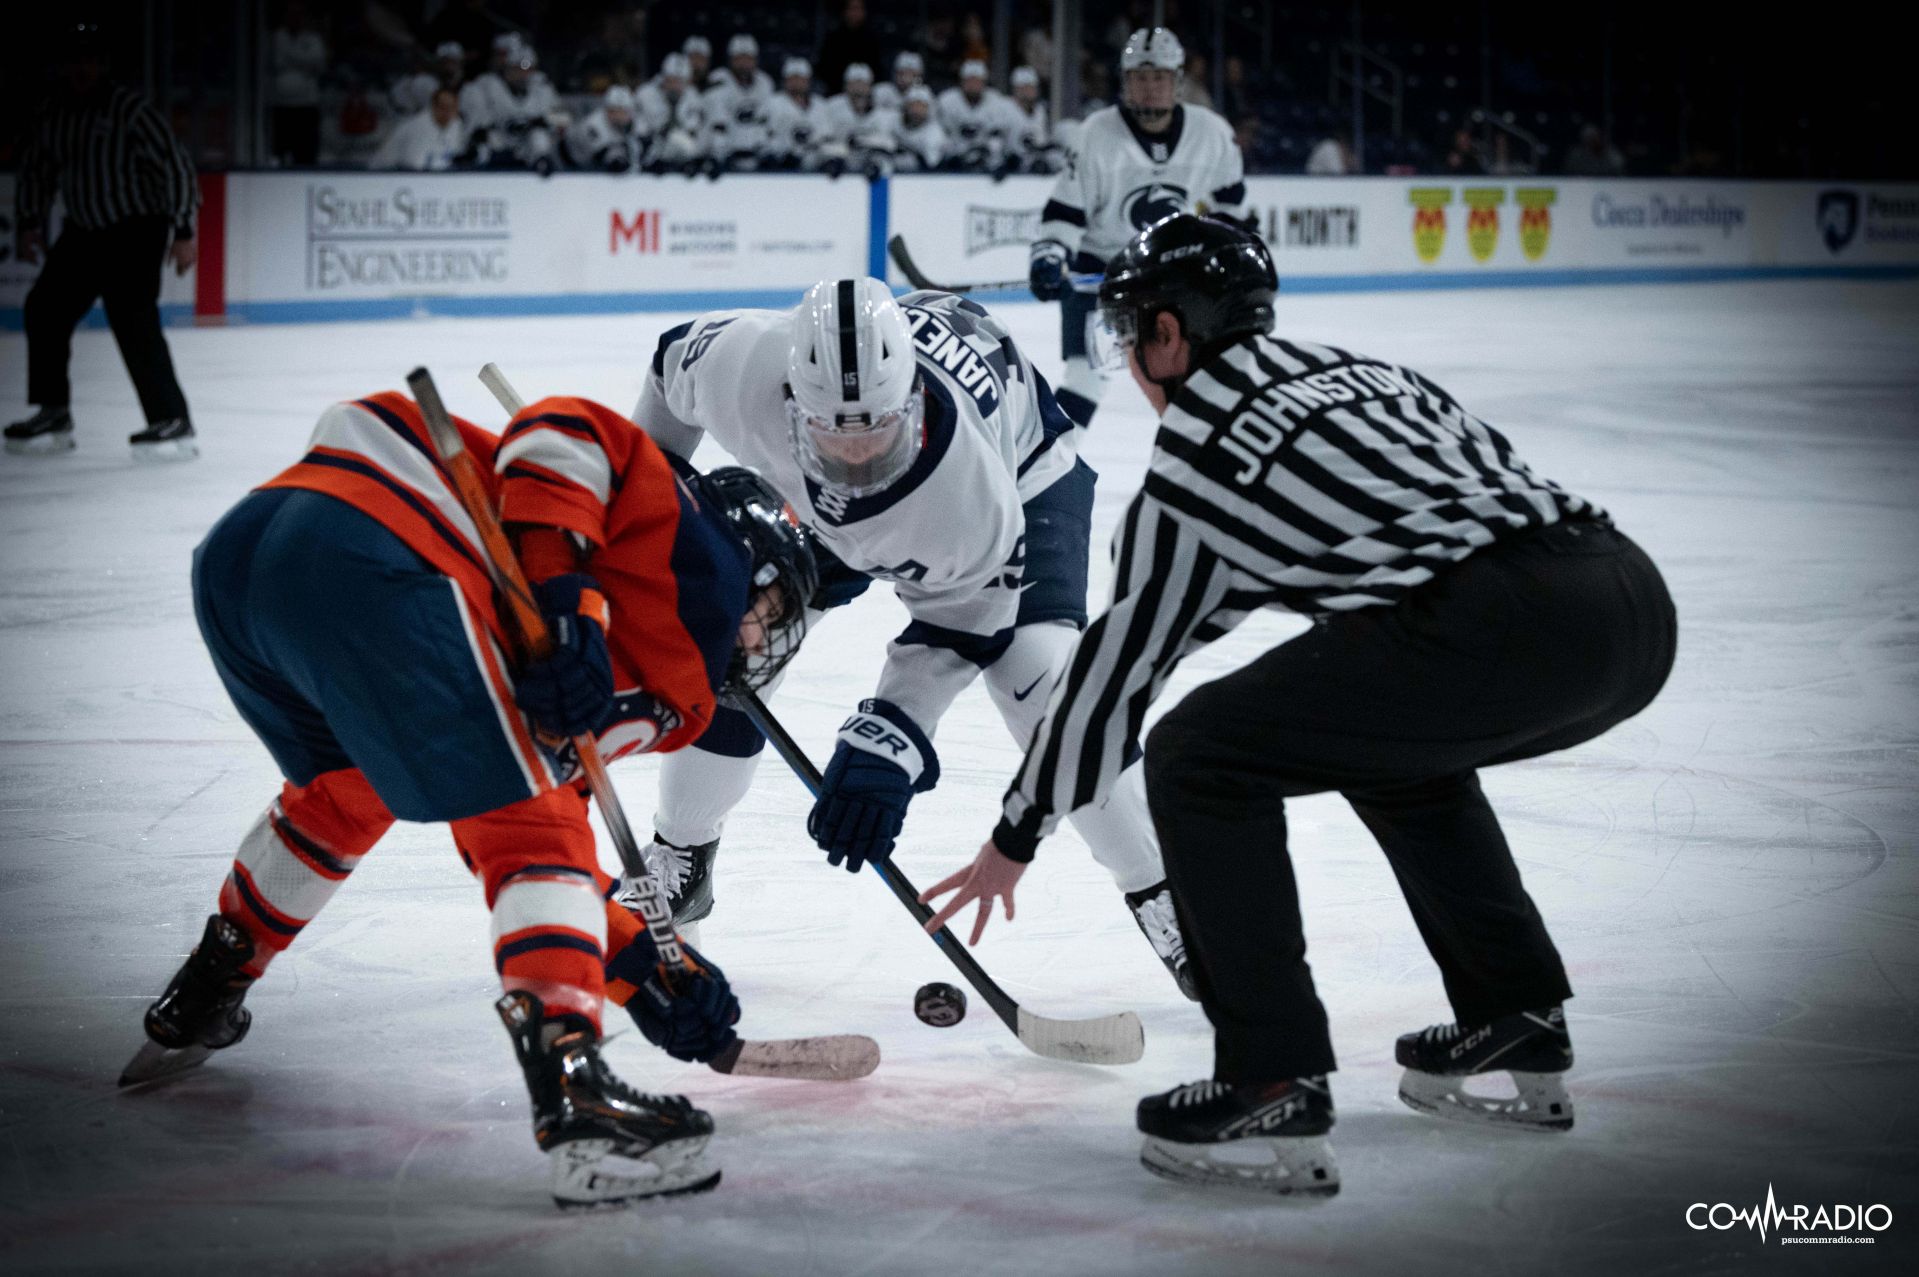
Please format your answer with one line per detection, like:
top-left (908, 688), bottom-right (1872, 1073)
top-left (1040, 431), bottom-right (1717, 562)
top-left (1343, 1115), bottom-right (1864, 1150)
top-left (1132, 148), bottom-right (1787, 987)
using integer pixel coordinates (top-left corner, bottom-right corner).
top-left (923, 214), bottom-right (1676, 1187)
top-left (6, 22), bottom-right (200, 461)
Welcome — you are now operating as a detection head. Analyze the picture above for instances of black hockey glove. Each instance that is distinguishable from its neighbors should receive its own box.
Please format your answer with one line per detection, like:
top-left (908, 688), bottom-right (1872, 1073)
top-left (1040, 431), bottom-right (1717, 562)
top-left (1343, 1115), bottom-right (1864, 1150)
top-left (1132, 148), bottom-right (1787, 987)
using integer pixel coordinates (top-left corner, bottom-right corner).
top-left (608, 927), bottom-right (741, 1064)
top-left (1029, 241), bottom-right (1068, 302)
top-left (808, 699), bottom-right (940, 872)
top-left (514, 573), bottom-right (615, 739)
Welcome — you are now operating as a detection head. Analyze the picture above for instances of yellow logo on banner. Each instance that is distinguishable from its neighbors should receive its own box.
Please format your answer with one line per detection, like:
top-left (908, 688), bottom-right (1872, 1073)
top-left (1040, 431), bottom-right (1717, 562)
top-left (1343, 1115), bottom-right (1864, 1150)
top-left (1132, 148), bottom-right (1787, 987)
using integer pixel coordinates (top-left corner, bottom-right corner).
top-left (1515, 187), bottom-right (1557, 261)
top-left (1462, 188), bottom-right (1505, 262)
top-left (1409, 188), bottom-right (1452, 264)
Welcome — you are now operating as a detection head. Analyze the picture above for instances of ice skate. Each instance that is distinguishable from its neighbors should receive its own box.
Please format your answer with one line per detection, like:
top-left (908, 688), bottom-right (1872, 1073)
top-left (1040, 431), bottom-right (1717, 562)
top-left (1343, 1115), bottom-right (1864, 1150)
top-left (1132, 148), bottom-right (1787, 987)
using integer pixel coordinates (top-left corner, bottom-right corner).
top-left (4, 407), bottom-right (75, 456)
top-left (1395, 1005), bottom-right (1574, 1132)
top-left (120, 914), bottom-right (256, 1087)
top-left (129, 417), bottom-right (199, 462)
top-left (641, 831), bottom-right (718, 933)
top-left (1124, 881), bottom-right (1199, 1000)
top-left (497, 990), bottom-right (720, 1207)
top-left (1136, 1077), bottom-right (1339, 1197)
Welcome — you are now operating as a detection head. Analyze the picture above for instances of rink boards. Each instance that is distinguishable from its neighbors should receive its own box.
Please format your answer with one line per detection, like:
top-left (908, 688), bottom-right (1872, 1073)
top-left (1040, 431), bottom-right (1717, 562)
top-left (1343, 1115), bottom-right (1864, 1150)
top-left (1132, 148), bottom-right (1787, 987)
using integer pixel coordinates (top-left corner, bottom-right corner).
top-left (1, 171), bottom-right (1915, 326)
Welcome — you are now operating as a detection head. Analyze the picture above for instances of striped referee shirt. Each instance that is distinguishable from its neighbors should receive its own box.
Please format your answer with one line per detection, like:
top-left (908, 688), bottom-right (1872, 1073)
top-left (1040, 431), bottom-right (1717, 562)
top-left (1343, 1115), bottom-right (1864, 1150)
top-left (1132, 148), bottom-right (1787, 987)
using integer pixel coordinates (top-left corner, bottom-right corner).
top-left (16, 85), bottom-right (199, 237)
top-left (994, 332), bottom-right (1604, 858)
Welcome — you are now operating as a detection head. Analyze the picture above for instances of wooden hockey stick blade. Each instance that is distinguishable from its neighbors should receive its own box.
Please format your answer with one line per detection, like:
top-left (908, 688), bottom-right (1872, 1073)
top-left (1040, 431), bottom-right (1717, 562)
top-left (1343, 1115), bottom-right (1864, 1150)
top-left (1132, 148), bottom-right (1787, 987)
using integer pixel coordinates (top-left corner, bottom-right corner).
top-left (118, 1039), bottom-right (212, 1088)
top-left (1015, 1008), bottom-right (1145, 1066)
top-left (887, 234), bottom-right (1102, 296)
top-left (709, 1034), bottom-right (882, 1081)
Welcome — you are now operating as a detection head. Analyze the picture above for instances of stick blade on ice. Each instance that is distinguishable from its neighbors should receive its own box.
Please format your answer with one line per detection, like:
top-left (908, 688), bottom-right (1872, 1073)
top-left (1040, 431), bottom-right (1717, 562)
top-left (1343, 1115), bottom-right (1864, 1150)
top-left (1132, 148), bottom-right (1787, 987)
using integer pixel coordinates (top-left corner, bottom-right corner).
top-left (712, 1035), bottom-right (881, 1081)
top-left (1016, 1008), bottom-right (1145, 1065)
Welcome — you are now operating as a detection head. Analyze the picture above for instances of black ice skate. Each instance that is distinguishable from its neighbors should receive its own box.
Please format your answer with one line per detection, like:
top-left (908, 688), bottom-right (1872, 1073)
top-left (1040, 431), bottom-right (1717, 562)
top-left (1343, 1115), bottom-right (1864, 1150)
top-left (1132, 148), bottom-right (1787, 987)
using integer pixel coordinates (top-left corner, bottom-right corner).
top-left (129, 417), bottom-right (199, 462)
top-left (119, 914), bottom-right (256, 1087)
top-left (4, 407), bottom-right (75, 456)
top-left (641, 831), bottom-right (718, 941)
top-left (497, 990), bottom-right (720, 1207)
top-left (1136, 1077), bottom-right (1339, 1197)
top-left (1124, 881), bottom-right (1199, 1001)
top-left (1395, 1005), bottom-right (1574, 1132)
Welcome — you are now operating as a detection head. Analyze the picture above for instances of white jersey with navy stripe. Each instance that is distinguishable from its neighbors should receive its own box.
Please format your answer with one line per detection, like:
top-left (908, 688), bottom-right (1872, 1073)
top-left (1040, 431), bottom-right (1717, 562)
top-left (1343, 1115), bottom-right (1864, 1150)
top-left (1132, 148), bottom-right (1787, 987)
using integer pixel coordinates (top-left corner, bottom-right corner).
top-left (634, 292), bottom-right (1082, 733)
top-left (1038, 103), bottom-right (1246, 270)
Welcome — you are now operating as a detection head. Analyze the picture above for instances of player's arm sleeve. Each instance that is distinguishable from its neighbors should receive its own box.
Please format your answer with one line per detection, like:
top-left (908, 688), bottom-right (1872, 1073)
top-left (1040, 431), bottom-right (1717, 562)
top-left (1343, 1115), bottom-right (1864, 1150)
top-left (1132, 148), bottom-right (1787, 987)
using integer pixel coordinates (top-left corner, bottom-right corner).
top-left (495, 404), bottom-right (628, 548)
top-left (1206, 117), bottom-right (1249, 222)
top-left (1036, 151), bottom-right (1087, 258)
top-left (130, 96), bottom-right (199, 238)
top-left (630, 320), bottom-right (712, 460)
top-left (995, 490), bottom-right (1238, 860)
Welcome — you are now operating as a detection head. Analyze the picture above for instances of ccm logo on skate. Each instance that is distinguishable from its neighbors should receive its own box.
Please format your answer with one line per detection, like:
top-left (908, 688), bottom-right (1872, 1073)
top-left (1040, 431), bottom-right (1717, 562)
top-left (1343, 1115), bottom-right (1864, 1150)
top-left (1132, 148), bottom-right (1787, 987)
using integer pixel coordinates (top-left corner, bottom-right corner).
top-left (1685, 1184), bottom-right (1891, 1244)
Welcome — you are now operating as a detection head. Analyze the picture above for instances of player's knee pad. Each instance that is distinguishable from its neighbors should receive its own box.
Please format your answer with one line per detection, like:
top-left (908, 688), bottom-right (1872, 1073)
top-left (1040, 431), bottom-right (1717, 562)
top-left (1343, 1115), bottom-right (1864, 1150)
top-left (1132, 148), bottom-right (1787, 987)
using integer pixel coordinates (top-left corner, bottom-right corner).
top-left (452, 785), bottom-right (595, 904)
top-left (984, 621), bottom-right (1079, 738)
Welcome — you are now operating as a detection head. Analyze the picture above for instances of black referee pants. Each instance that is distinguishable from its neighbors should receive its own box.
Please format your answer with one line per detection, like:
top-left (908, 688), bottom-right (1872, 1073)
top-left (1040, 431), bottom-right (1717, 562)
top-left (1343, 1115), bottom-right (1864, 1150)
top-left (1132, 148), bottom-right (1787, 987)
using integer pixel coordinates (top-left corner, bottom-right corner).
top-left (25, 216), bottom-right (190, 425)
top-left (1143, 521), bottom-right (1677, 1082)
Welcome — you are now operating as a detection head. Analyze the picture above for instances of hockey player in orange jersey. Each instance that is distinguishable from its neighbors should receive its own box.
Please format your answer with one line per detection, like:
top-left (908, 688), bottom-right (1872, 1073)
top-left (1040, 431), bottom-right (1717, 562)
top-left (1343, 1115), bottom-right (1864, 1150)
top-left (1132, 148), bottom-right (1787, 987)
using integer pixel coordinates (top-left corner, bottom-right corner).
top-left (126, 390), bottom-right (816, 1207)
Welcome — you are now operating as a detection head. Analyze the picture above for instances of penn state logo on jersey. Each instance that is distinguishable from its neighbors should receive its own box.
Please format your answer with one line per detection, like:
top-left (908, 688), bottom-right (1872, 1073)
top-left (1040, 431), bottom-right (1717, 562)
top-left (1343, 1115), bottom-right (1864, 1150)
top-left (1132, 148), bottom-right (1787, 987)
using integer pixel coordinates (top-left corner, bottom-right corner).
top-left (1123, 182), bottom-right (1189, 231)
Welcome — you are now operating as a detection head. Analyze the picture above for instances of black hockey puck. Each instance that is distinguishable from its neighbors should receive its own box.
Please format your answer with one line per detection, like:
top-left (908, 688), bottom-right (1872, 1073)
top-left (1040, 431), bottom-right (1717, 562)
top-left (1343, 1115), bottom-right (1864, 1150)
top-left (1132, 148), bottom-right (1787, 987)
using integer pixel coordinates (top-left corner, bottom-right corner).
top-left (914, 981), bottom-right (967, 1027)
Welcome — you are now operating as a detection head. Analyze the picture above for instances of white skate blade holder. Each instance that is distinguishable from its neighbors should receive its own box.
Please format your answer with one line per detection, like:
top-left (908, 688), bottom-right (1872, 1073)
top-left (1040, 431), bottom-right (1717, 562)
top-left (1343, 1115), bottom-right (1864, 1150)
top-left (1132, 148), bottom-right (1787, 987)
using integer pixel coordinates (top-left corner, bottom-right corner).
top-left (1397, 1068), bottom-right (1574, 1131)
top-left (5, 433), bottom-right (76, 456)
top-left (131, 437), bottom-right (200, 463)
top-left (118, 1039), bottom-right (212, 1088)
top-left (550, 1135), bottom-right (721, 1208)
top-left (1140, 1133), bottom-right (1340, 1198)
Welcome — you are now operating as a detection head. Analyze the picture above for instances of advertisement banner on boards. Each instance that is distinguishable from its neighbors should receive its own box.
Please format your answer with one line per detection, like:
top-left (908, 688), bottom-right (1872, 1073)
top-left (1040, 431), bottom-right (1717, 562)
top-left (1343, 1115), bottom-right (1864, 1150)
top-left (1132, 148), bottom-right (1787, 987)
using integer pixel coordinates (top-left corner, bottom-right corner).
top-left (224, 172), bottom-right (868, 306)
top-left (0, 174), bottom-right (198, 315)
top-left (884, 175), bottom-right (1057, 289)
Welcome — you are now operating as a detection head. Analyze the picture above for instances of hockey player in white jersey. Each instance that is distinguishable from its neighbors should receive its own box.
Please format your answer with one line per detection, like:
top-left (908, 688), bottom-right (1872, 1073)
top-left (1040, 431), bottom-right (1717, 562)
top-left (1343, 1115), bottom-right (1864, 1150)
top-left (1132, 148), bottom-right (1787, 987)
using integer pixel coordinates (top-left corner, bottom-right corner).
top-left (762, 58), bottom-right (828, 170)
top-left (1030, 27), bottom-right (1249, 425)
top-left (459, 43), bottom-right (566, 172)
top-left (894, 86), bottom-right (948, 173)
top-left (937, 60), bottom-right (1007, 171)
top-left (629, 280), bottom-right (1196, 996)
top-left (995, 66), bottom-right (1061, 174)
top-left (872, 51), bottom-right (924, 112)
top-left (564, 85), bottom-right (644, 172)
top-left (702, 34), bottom-right (775, 171)
top-left (638, 53), bottom-right (707, 173)
top-left (819, 64), bottom-right (899, 179)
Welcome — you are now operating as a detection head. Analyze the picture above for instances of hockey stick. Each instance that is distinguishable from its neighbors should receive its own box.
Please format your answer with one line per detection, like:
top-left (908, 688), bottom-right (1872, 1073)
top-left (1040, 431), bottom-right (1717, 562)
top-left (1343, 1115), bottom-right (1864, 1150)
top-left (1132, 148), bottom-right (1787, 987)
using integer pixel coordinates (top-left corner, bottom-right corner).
top-left (887, 233), bottom-right (1102, 296)
top-left (731, 689), bottom-right (1145, 1066)
top-left (412, 365), bottom-right (878, 1082)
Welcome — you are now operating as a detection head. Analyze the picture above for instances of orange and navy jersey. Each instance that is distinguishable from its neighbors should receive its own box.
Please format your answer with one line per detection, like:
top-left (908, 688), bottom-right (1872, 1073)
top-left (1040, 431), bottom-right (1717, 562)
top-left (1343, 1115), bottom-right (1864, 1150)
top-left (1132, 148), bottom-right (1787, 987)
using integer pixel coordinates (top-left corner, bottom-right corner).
top-left (497, 396), bottom-right (751, 754)
top-left (259, 391), bottom-right (512, 648)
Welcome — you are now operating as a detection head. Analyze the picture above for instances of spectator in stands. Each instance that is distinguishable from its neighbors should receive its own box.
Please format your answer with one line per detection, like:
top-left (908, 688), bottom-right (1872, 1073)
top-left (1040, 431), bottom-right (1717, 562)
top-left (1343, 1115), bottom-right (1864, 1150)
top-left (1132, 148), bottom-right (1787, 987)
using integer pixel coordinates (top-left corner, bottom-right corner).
top-left (1080, 61), bottom-right (1113, 113)
top-left (895, 86), bottom-right (948, 173)
top-left (1443, 126), bottom-right (1486, 175)
top-left (997, 66), bottom-right (1059, 174)
top-left (1220, 55), bottom-right (1253, 125)
top-left (816, 0), bottom-right (884, 100)
top-left (572, 8), bottom-right (649, 91)
top-left (1486, 132), bottom-right (1534, 177)
top-left (461, 43), bottom-right (566, 173)
top-left (819, 63), bottom-right (898, 180)
top-left (371, 85), bottom-right (467, 171)
top-left (638, 52), bottom-right (706, 173)
top-left (1019, 12), bottom-right (1053, 81)
top-left (1306, 127), bottom-right (1358, 175)
top-left (269, 1), bottom-right (326, 166)
top-left (683, 36), bottom-right (713, 87)
top-left (392, 41), bottom-right (466, 118)
top-left (565, 85), bottom-right (643, 172)
top-left (329, 77), bottom-right (386, 167)
top-left (956, 13), bottom-right (992, 70)
top-left (1181, 54), bottom-right (1215, 110)
top-left (875, 51), bottom-right (924, 113)
top-left (1565, 123), bottom-right (1625, 176)
top-left (427, 0), bottom-right (509, 79)
top-left (704, 34), bottom-right (775, 172)
top-left (938, 59), bottom-right (1006, 172)
top-left (763, 57), bottom-right (827, 171)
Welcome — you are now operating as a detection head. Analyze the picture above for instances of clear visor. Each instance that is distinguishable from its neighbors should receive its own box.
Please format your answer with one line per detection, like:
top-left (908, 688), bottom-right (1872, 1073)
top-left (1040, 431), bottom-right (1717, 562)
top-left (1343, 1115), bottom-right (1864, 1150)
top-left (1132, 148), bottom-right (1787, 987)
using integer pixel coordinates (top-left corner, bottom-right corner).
top-left (785, 387), bottom-right (924, 497)
top-left (1100, 301), bottom-right (1140, 349)
top-left (1087, 309), bottom-right (1129, 371)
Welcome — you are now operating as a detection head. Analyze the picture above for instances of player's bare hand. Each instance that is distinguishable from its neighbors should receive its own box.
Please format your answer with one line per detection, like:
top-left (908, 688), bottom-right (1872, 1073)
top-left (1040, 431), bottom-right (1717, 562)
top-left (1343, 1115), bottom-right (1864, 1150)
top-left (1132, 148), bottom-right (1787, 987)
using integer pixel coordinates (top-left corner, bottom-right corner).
top-left (169, 237), bottom-right (198, 276)
top-left (17, 228), bottom-right (44, 264)
top-left (920, 839), bottom-right (1026, 945)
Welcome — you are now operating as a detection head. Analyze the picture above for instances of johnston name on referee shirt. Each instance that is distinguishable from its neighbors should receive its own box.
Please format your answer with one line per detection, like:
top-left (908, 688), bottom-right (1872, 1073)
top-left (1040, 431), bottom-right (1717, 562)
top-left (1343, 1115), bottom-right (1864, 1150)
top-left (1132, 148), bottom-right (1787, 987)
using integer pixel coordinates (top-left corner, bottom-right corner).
top-left (993, 332), bottom-right (1605, 858)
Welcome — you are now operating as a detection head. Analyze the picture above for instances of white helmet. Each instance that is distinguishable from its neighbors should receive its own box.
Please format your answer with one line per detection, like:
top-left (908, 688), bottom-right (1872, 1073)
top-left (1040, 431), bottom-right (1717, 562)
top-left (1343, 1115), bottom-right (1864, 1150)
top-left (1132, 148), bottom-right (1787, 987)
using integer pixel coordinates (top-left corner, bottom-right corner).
top-left (1121, 26), bottom-right (1185, 72)
top-left (785, 279), bottom-right (922, 496)
top-left (782, 56), bottom-right (812, 81)
top-left (683, 36), bottom-right (712, 58)
top-left (603, 85), bottom-right (635, 112)
top-left (661, 52), bottom-right (691, 81)
top-left (728, 33), bottom-right (758, 60)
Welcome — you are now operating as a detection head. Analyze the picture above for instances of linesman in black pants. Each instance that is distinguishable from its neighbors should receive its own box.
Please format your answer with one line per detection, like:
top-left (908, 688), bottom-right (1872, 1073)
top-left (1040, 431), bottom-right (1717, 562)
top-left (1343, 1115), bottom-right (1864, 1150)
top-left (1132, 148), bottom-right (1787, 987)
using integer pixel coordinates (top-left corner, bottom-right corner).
top-left (924, 214), bottom-right (1677, 1196)
top-left (7, 22), bottom-right (201, 462)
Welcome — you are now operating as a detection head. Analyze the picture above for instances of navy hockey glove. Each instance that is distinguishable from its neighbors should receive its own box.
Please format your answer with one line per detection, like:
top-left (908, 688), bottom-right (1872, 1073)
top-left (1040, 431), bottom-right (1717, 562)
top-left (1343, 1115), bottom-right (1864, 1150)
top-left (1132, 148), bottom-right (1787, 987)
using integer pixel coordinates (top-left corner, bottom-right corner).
top-left (1029, 241), bottom-right (1068, 302)
top-left (514, 573), bottom-right (615, 739)
top-left (808, 699), bottom-right (941, 872)
top-left (608, 921), bottom-right (741, 1064)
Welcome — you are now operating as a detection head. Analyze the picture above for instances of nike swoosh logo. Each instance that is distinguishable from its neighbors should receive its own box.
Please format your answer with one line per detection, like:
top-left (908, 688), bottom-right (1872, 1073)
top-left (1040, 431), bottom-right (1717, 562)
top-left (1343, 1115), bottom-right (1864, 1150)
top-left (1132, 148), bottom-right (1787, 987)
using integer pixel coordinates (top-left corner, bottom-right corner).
top-left (1012, 674), bottom-right (1048, 701)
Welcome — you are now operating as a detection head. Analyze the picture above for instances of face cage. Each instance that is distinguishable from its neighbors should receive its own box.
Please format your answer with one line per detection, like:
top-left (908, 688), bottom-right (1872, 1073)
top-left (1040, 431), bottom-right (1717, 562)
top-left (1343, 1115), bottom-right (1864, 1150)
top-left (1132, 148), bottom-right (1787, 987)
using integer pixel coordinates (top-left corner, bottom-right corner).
top-left (784, 386), bottom-right (924, 497)
top-left (724, 597), bottom-right (809, 696)
top-left (1122, 67), bottom-right (1183, 122)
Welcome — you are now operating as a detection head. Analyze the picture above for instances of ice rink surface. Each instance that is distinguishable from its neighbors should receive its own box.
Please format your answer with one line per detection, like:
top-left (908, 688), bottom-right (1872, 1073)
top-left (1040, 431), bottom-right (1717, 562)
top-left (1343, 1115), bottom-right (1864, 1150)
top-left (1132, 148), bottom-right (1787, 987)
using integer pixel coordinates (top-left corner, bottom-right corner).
top-left (2, 279), bottom-right (1916, 1275)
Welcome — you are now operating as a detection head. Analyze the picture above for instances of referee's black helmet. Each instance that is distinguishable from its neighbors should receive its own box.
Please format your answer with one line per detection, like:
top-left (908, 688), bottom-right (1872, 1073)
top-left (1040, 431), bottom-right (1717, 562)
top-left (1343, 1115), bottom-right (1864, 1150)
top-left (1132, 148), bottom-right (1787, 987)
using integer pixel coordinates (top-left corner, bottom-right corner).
top-left (1098, 213), bottom-right (1277, 352)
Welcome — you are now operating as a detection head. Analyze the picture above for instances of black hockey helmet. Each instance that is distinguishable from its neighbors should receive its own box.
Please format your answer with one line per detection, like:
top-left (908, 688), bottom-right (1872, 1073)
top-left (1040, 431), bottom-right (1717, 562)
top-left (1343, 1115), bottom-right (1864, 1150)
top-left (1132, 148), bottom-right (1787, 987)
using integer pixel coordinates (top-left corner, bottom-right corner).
top-left (700, 466), bottom-right (819, 695)
top-left (1098, 213), bottom-right (1277, 355)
